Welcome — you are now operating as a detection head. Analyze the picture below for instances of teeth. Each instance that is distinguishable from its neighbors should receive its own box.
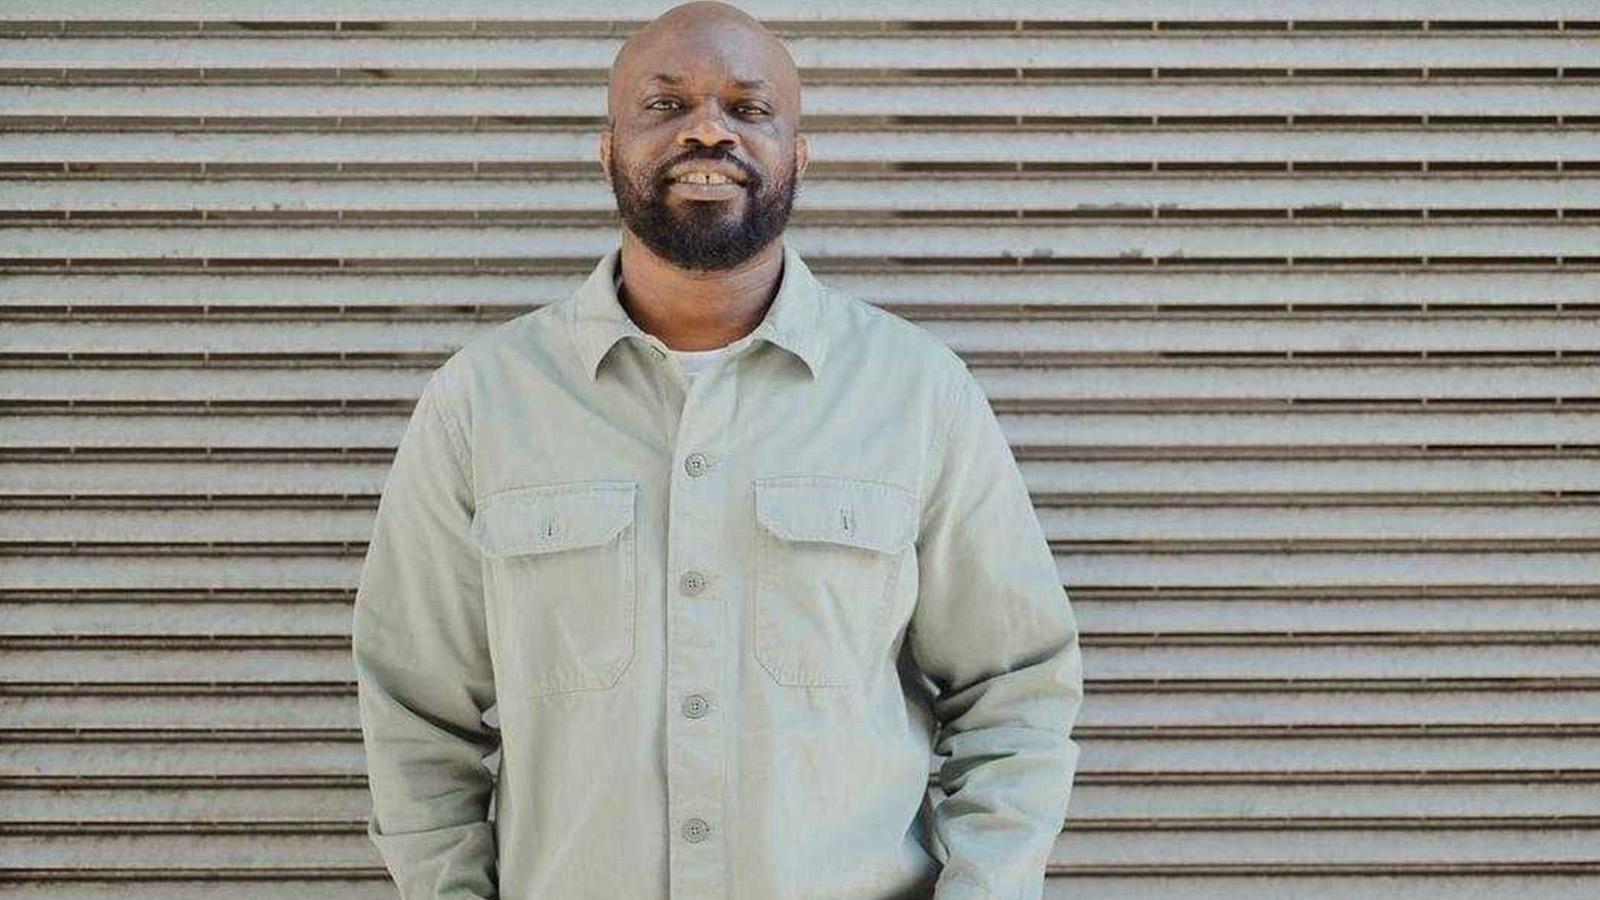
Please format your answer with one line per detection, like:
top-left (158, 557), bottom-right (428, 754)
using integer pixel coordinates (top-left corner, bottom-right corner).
top-left (677, 172), bottom-right (732, 185)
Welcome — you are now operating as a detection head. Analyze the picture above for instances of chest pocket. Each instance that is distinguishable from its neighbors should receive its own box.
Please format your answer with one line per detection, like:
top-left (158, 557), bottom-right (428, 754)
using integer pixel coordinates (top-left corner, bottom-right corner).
top-left (470, 480), bottom-right (638, 699)
top-left (752, 476), bottom-right (918, 688)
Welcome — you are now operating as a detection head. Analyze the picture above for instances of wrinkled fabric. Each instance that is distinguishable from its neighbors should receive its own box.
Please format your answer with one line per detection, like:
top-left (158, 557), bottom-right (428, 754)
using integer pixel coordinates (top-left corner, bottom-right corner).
top-left (352, 242), bottom-right (1084, 900)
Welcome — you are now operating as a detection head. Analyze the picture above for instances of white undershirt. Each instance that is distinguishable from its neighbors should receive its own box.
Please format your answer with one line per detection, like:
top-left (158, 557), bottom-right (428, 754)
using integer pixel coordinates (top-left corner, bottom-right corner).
top-left (616, 269), bottom-right (735, 382)
top-left (667, 343), bottom-right (735, 381)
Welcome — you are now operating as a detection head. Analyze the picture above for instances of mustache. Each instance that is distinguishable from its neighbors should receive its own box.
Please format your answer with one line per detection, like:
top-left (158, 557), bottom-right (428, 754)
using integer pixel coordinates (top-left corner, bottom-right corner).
top-left (655, 150), bottom-right (759, 187)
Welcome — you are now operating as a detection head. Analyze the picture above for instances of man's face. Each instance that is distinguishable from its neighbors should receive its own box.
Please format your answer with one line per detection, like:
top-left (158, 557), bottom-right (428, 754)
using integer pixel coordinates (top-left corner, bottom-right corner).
top-left (604, 31), bottom-right (804, 271)
top-left (606, 123), bottom-right (798, 272)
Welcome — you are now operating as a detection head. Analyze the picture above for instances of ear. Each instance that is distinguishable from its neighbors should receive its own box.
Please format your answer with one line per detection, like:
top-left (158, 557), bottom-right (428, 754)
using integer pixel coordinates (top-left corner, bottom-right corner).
top-left (795, 133), bottom-right (809, 179)
top-left (599, 129), bottom-right (613, 185)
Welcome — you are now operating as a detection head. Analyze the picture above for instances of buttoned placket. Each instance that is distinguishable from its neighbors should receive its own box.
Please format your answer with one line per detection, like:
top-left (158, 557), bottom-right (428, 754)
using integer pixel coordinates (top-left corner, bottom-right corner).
top-left (648, 334), bottom-right (739, 900)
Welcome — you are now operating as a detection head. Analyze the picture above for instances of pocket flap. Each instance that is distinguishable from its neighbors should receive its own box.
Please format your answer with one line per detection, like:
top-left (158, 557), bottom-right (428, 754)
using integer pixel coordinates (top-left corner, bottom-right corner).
top-left (754, 476), bottom-right (917, 554)
top-left (471, 481), bottom-right (636, 557)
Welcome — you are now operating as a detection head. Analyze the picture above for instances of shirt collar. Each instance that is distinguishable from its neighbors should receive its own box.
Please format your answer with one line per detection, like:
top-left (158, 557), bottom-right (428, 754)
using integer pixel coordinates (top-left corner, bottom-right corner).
top-left (567, 242), bottom-right (829, 382)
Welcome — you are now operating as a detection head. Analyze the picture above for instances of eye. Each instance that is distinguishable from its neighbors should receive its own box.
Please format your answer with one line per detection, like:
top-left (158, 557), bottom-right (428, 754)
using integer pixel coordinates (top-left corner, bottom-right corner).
top-left (646, 98), bottom-right (683, 111)
top-left (737, 105), bottom-right (769, 117)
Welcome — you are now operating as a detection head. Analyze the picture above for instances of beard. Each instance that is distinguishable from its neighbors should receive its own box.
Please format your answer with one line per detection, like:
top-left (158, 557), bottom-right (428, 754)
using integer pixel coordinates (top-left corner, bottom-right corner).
top-left (607, 138), bottom-right (798, 272)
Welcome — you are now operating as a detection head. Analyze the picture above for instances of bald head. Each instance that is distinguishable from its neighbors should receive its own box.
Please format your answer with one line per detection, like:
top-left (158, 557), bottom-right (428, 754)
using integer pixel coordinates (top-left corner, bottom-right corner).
top-left (607, 2), bottom-right (801, 126)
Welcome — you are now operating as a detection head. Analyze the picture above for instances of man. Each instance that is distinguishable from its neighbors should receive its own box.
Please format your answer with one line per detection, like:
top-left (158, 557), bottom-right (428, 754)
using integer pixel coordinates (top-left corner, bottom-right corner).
top-left (352, 3), bottom-right (1083, 899)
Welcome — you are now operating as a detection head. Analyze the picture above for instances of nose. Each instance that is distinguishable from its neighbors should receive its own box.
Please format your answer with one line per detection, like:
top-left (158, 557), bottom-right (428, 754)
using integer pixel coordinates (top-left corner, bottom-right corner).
top-left (677, 98), bottom-right (739, 151)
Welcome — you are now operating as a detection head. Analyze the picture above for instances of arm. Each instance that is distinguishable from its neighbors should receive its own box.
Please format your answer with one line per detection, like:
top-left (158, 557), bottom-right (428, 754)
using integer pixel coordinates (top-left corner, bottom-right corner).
top-left (352, 369), bottom-right (501, 899)
top-left (910, 369), bottom-right (1085, 900)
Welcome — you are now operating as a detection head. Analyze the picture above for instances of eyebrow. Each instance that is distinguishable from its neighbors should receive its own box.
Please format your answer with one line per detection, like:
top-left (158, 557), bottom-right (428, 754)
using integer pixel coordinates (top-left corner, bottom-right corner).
top-left (646, 73), bottom-right (770, 90)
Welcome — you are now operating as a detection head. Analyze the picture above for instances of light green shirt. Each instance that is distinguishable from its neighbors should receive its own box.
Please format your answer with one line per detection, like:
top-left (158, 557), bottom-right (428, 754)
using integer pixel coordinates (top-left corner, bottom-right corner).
top-left (352, 242), bottom-right (1084, 900)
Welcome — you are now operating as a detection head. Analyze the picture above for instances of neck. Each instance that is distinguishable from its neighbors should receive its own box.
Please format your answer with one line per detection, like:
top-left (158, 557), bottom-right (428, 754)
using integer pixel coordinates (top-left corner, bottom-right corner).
top-left (615, 231), bottom-right (785, 351)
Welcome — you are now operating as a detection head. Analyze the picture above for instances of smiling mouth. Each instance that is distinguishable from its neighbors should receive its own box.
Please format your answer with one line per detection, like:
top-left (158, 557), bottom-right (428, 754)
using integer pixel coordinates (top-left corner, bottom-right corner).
top-left (672, 170), bottom-right (742, 185)
top-left (666, 180), bottom-right (745, 199)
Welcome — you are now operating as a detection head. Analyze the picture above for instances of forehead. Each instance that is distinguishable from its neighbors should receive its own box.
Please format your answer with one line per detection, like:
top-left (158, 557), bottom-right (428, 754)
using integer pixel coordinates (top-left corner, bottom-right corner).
top-left (614, 22), bottom-right (793, 98)
top-left (639, 70), bottom-right (771, 93)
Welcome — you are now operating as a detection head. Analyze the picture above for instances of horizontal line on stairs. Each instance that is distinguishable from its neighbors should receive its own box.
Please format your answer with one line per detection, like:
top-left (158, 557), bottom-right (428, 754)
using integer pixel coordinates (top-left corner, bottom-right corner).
top-left (4, 630), bottom-right (1600, 650)
top-left (5, 447), bottom-right (1600, 464)
top-left (4, 861), bottom-right (1599, 882)
top-left (5, 768), bottom-right (1600, 791)
top-left (5, 675), bottom-right (1600, 697)
top-left (8, 257), bottom-right (1600, 275)
top-left (9, 209), bottom-right (1600, 226)
top-left (6, 815), bottom-right (1600, 837)
top-left (0, 866), bottom-right (387, 884)
top-left (8, 398), bottom-right (1600, 416)
top-left (7, 491), bottom-right (1600, 509)
top-left (2, 21), bottom-right (1596, 38)
top-left (12, 115), bottom-right (1600, 132)
top-left (7, 536), bottom-right (1600, 555)
top-left (9, 69), bottom-right (1600, 88)
top-left (1045, 861), bottom-right (1600, 877)
top-left (6, 722), bottom-right (1600, 743)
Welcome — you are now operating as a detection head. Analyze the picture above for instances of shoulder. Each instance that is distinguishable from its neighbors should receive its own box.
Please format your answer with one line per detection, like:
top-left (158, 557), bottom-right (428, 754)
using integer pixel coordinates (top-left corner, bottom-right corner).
top-left (422, 300), bottom-right (570, 419)
top-left (823, 284), bottom-right (973, 399)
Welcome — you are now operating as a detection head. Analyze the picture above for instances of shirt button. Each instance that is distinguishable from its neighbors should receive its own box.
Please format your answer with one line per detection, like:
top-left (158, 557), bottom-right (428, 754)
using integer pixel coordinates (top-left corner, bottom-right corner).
top-left (680, 570), bottom-right (707, 596)
top-left (682, 817), bottom-right (712, 843)
top-left (684, 453), bottom-right (708, 477)
top-left (682, 693), bottom-right (711, 718)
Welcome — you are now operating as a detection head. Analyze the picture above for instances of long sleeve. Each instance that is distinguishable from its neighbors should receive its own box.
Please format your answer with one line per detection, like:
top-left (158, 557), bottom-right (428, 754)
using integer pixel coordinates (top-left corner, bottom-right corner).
top-left (909, 368), bottom-right (1085, 900)
top-left (352, 369), bottom-right (502, 900)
